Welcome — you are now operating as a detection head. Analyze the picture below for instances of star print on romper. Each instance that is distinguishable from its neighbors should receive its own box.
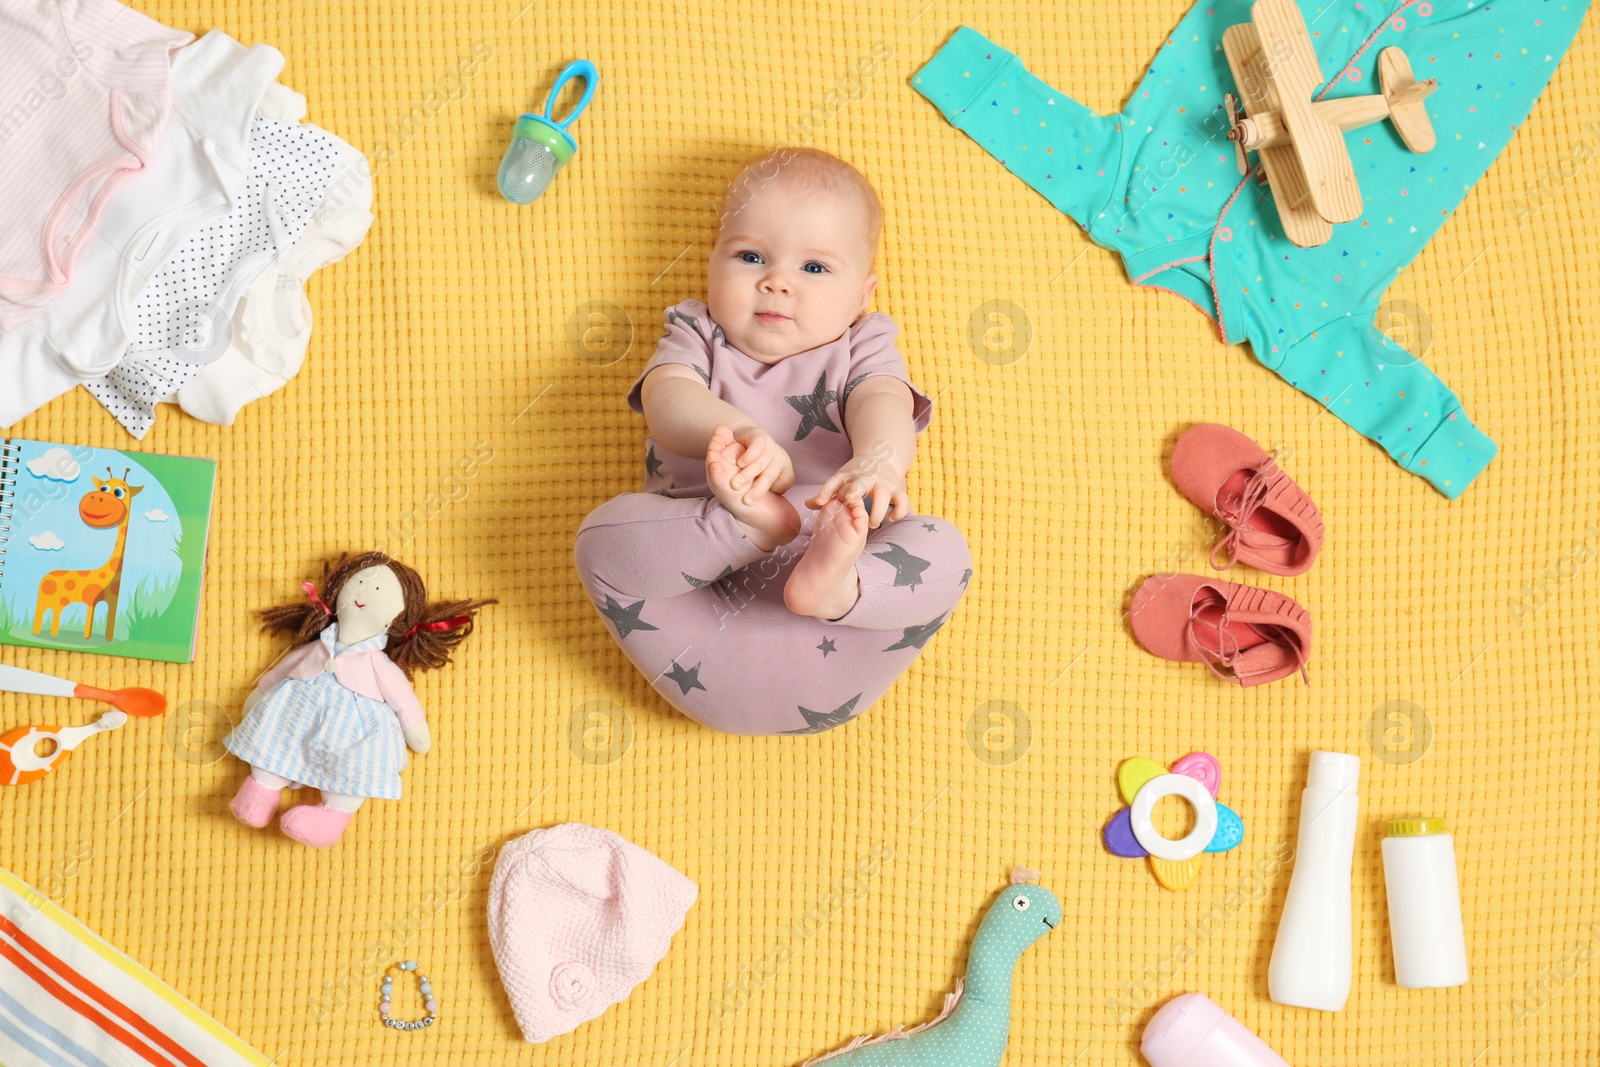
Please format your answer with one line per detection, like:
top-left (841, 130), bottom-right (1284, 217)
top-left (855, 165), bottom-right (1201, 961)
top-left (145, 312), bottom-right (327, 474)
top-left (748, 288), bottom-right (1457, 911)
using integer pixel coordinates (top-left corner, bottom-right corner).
top-left (782, 693), bottom-right (864, 734)
top-left (645, 446), bottom-right (664, 478)
top-left (817, 636), bottom-right (838, 657)
top-left (883, 613), bottom-right (949, 651)
top-left (871, 543), bottom-right (931, 589)
top-left (683, 564), bottom-right (734, 589)
top-left (662, 660), bottom-right (707, 695)
top-left (785, 372), bottom-right (841, 440)
top-left (959, 567), bottom-right (973, 587)
top-left (599, 595), bottom-right (658, 638)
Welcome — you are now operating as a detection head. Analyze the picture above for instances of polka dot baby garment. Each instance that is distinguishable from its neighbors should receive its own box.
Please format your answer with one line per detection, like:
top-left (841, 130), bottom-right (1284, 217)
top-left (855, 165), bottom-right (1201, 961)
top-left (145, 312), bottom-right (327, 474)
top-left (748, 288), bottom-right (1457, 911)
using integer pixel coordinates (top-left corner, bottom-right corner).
top-left (84, 113), bottom-right (340, 436)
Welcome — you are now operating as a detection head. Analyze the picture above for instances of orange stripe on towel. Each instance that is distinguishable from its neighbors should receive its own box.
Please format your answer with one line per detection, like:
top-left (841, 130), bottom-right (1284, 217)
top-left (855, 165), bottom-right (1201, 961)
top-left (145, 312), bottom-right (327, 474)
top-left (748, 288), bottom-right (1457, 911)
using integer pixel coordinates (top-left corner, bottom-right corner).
top-left (0, 913), bottom-right (206, 1067)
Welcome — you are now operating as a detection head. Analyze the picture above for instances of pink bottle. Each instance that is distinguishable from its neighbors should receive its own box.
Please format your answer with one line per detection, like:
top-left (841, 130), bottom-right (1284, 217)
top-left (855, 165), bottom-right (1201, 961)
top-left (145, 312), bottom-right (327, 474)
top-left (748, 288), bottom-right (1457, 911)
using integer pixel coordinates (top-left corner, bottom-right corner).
top-left (1141, 993), bottom-right (1292, 1067)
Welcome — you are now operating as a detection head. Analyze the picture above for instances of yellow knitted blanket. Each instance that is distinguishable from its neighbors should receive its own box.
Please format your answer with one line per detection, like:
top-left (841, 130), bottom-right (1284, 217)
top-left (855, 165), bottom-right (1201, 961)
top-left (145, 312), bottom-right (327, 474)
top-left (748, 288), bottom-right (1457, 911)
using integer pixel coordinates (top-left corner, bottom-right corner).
top-left (1, 1), bottom-right (1595, 1063)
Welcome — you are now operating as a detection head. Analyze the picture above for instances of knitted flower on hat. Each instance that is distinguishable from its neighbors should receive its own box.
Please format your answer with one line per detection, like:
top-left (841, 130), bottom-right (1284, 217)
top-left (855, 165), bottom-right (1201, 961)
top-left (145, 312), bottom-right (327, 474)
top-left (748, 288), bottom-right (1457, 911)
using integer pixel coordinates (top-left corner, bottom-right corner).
top-left (488, 823), bottom-right (698, 1043)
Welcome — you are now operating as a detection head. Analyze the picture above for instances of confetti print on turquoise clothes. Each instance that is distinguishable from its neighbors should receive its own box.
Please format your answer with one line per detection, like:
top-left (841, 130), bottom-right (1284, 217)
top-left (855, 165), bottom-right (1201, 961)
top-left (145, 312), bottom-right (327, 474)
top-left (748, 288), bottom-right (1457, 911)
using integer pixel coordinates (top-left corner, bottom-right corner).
top-left (909, 27), bottom-right (1125, 233)
top-left (1216, 0), bottom-right (1590, 497)
top-left (800, 874), bottom-right (1060, 1067)
top-left (914, 0), bottom-right (1591, 498)
top-left (911, 11), bottom-right (1258, 295)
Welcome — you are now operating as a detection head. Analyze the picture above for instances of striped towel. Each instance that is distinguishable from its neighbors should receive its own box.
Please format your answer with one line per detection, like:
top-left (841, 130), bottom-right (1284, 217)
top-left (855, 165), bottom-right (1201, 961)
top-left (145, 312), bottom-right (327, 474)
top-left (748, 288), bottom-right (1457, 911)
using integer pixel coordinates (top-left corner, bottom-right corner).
top-left (0, 867), bottom-right (268, 1067)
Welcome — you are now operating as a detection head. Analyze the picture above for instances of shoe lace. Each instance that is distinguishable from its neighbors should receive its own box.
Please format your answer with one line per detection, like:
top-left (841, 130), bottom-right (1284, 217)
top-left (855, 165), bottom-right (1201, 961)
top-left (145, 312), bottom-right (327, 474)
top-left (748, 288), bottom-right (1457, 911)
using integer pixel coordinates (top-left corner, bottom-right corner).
top-left (1186, 590), bottom-right (1310, 686)
top-left (1209, 460), bottom-right (1283, 572)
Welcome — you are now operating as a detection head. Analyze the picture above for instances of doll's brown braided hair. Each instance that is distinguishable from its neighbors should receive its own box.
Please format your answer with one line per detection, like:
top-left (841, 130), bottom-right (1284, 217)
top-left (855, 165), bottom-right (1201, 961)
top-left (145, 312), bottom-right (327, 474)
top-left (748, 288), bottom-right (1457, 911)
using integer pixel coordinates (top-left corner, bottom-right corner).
top-left (259, 551), bottom-right (495, 678)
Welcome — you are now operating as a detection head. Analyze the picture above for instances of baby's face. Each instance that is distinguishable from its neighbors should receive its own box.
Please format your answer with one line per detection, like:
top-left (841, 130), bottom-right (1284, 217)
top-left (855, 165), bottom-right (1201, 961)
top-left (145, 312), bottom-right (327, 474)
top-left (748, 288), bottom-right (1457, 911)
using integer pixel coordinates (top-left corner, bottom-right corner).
top-left (707, 181), bottom-right (878, 363)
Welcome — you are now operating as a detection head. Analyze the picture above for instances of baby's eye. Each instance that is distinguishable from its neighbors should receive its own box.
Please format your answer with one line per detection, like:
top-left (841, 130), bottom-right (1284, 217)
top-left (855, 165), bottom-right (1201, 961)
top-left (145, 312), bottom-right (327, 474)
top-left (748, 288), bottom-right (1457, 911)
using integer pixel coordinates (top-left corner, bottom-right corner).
top-left (738, 251), bottom-right (764, 265)
top-left (802, 261), bottom-right (829, 275)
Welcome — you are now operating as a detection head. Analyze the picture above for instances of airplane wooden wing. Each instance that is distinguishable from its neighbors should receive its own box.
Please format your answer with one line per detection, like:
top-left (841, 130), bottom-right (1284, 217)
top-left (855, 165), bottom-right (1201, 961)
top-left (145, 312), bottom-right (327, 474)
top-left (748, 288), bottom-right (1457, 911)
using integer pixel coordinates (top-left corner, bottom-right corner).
top-left (1222, 20), bottom-right (1332, 247)
top-left (1220, 0), bottom-right (1440, 248)
top-left (1253, 0), bottom-right (1363, 224)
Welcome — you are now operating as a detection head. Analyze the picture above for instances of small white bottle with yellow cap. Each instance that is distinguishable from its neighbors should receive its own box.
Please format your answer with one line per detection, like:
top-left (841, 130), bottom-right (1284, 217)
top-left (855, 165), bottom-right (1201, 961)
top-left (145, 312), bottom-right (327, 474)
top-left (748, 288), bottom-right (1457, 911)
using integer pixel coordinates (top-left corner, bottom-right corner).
top-left (1382, 817), bottom-right (1469, 989)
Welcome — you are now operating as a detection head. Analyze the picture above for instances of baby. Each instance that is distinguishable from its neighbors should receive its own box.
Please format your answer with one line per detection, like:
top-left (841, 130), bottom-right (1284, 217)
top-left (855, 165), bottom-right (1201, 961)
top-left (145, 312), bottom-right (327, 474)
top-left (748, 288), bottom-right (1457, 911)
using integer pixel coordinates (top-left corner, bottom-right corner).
top-left (574, 148), bottom-right (971, 736)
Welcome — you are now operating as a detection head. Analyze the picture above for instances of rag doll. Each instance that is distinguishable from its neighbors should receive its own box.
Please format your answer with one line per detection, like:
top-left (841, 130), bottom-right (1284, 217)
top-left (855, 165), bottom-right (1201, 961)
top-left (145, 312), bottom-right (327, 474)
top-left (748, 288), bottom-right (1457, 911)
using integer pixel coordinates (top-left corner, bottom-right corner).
top-left (223, 551), bottom-right (492, 847)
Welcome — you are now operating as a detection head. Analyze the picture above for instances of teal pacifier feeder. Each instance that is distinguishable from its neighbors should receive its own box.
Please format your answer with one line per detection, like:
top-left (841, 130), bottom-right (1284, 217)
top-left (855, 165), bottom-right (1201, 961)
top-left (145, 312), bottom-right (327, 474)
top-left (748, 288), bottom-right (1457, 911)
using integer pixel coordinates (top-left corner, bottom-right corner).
top-left (497, 59), bottom-right (597, 205)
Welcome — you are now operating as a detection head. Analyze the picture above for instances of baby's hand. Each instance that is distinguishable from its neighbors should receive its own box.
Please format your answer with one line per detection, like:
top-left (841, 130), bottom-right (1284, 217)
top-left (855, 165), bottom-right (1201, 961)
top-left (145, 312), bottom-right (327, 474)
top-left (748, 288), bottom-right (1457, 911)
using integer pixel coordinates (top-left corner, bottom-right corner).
top-left (714, 424), bottom-right (795, 504)
top-left (808, 455), bottom-right (910, 529)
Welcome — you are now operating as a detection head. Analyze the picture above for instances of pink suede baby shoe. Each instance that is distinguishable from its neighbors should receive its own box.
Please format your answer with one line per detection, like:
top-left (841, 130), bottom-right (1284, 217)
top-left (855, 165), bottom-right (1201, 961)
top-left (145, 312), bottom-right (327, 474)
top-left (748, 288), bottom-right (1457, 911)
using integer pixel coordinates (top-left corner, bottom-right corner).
top-left (1129, 573), bottom-right (1312, 687)
top-left (488, 823), bottom-right (698, 1043)
top-left (1170, 423), bottom-right (1324, 576)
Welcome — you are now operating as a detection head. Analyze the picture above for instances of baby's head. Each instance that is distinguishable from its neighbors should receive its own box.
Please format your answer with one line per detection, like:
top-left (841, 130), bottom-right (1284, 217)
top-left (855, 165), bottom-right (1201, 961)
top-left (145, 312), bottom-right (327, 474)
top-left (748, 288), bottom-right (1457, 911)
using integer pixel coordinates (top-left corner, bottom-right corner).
top-left (708, 147), bottom-right (881, 363)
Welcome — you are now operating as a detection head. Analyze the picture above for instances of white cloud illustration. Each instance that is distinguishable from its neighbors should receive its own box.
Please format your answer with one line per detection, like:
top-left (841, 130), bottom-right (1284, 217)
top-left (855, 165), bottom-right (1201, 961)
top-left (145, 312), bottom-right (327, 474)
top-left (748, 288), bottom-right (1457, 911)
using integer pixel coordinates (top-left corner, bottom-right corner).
top-left (25, 448), bottom-right (79, 482)
top-left (29, 531), bottom-right (65, 551)
top-left (144, 509), bottom-right (170, 522)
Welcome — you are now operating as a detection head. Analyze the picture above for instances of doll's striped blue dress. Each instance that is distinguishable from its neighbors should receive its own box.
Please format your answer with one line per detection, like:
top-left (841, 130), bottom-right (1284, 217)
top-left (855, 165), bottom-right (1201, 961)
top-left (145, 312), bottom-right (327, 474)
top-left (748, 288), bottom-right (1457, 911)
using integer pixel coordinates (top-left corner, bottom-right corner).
top-left (223, 624), bottom-right (409, 799)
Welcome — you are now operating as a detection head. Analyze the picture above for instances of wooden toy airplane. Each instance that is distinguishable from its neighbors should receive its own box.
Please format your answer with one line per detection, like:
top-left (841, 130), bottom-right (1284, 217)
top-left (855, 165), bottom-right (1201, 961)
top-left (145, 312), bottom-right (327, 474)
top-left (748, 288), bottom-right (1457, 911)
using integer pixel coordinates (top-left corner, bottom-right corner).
top-left (1222, 0), bottom-right (1438, 247)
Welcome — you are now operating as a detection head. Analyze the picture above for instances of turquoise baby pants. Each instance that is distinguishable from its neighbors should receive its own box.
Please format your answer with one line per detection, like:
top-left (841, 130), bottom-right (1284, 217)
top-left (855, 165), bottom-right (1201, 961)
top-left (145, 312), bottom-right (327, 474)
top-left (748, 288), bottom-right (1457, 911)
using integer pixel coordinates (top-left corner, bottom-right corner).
top-left (914, 0), bottom-right (1590, 497)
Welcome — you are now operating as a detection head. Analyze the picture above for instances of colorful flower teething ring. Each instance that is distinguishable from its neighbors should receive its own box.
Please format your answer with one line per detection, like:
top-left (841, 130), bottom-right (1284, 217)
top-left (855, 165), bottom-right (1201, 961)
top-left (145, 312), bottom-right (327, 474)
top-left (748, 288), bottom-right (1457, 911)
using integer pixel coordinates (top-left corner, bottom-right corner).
top-left (1103, 753), bottom-right (1244, 890)
top-left (1130, 773), bottom-right (1217, 861)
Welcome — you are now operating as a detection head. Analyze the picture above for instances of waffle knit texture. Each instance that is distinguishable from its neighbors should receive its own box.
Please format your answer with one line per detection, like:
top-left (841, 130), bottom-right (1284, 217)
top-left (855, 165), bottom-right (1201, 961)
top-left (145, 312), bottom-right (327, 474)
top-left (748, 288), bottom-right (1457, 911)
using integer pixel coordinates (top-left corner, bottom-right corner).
top-left (488, 823), bottom-right (697, 1043)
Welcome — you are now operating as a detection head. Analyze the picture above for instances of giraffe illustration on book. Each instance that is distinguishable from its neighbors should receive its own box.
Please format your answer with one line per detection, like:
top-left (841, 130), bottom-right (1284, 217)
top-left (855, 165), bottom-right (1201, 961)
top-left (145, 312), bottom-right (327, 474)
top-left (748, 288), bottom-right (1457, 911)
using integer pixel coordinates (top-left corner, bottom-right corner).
top-left (32, 470), bottom-right (144, 641)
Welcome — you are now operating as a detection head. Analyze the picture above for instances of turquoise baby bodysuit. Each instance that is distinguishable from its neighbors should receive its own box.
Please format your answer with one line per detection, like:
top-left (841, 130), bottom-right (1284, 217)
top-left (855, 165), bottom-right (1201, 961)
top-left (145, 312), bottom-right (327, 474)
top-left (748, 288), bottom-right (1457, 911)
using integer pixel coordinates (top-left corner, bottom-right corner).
top-left (914, 0), bottom-right (1590, 497)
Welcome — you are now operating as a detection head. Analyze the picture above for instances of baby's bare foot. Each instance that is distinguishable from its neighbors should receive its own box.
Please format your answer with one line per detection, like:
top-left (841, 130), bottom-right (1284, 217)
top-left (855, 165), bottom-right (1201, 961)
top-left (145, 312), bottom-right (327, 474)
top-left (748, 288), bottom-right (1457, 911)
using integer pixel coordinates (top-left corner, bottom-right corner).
top-left (707, 427), bottom-right (800, 551)
top-left (785, 496), bottom-right (868, 620)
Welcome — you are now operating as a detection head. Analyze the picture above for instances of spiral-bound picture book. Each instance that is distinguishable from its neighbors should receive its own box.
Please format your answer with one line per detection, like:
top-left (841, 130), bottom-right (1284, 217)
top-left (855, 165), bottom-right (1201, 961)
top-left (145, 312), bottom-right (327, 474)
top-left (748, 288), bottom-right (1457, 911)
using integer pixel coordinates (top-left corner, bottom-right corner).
top-left (0, 439), bottom-right (216, 663)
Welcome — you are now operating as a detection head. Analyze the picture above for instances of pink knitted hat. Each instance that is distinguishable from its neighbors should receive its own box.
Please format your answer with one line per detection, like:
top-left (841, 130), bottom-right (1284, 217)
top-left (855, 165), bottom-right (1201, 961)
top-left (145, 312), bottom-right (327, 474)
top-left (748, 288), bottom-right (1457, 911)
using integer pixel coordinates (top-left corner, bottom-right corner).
top-left (488, 823), bottom-right (698, 1043)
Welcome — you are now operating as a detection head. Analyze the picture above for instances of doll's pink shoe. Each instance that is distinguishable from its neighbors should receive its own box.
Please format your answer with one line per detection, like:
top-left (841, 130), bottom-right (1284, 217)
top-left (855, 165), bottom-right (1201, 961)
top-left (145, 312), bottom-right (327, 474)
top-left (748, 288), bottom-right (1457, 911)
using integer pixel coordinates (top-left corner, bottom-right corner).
top-left (280, 804), bottom-right (354, 848)
top-left (229, 776), bottom-right (280, 828)
top-left (1129, 574), bottom-right (1312, 686)
top-left (1171, 423), bottom-right (1323, 576)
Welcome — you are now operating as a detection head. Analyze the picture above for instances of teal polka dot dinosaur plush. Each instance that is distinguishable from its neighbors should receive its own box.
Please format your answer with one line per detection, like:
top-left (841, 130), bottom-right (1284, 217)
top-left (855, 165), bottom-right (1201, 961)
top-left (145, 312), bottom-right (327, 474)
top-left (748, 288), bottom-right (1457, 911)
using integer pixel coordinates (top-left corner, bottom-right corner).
top-left (801, 867), bottom-right (1061, 1066)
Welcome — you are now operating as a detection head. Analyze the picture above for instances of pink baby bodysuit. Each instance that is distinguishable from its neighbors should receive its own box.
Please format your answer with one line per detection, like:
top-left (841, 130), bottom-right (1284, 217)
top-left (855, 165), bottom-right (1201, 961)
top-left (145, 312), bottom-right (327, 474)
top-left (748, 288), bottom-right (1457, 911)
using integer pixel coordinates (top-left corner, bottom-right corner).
top-left (0, 0), bottom-right (193, 326)
top-left (625, 299), bottom-right (934, 495)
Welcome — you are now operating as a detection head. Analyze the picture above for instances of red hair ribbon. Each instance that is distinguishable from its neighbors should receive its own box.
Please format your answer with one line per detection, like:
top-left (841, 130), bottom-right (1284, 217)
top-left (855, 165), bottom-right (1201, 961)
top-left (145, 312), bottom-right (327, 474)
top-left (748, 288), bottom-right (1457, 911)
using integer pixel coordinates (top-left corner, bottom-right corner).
top-left (301, 581), bottom-right (332, 616)
top-left (400, 615), bottom-right (473, 642)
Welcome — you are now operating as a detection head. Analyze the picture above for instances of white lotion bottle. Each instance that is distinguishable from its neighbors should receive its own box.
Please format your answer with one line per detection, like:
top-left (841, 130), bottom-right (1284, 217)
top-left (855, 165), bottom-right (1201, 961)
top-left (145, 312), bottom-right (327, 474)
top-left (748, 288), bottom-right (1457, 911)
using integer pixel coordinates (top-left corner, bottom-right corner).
top-left (1382, 817), bottom-right (1469, 988)
top-left (1269, 751), bottom-right (1361, 1011)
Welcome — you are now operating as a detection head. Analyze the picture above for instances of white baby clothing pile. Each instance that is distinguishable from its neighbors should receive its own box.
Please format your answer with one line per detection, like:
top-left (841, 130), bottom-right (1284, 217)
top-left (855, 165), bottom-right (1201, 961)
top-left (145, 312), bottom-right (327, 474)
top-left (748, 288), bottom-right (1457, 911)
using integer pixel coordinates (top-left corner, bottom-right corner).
top-left (0, 0), bottom-right (374, 437)
top-left (0, 0), bottom-right (190, 326)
